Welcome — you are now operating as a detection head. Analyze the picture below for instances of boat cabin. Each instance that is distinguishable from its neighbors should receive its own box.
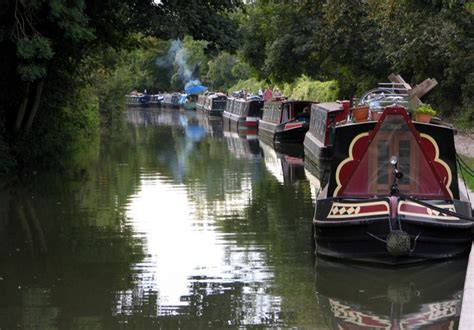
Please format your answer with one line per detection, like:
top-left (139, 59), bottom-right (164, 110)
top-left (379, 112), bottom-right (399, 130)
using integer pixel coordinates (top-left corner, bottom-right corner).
top-left (327, 106), bottom-right (459, 200)
top-left (259, 99), bottom-right (313, 144)
top-left (200, 93), bottom-right (227, 116)
top-left (163, 93), bottom-right (180, 108)
top-left (223, 97), bottom-right (264, 127)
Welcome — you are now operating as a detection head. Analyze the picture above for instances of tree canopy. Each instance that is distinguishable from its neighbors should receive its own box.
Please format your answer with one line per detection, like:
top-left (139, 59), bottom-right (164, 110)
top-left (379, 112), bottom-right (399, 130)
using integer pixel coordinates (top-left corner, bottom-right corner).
top-left (0, 0), bottom-right (472, 174)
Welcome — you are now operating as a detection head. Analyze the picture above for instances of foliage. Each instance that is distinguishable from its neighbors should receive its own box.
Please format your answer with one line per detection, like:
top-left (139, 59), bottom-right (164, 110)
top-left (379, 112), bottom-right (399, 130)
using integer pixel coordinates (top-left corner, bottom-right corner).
top-left (414, 104), bottom-right (437, 116)
top-left (205, 52), bottom-right (250, 91)
top-left (228, 78), bottom-right (266, 95)
top-left (239, 0), bottom-right (473, 121)
top-left (0, 0), bottom-right (241, 173)
top-left (287, 77), bottom-right (339, 102)
top-left (90, 36), bottom-right (161, 132)
top-left (17, 83), bottom-right (99, 170)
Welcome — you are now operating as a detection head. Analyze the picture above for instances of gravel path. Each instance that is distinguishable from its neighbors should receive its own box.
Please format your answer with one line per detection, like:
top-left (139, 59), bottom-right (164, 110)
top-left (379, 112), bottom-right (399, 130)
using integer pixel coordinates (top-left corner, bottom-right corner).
top-left (455, 131), bottom-right (474, 158)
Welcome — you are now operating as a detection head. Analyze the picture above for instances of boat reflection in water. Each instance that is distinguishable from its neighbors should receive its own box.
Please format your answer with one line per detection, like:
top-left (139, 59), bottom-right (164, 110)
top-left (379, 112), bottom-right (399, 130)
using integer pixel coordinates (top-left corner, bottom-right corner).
top-left (195, 111), bottom-right (224, 139)
top-left (259, 140), bottom-right (306, 185)
top-left (314, 257), bottom-right (466, 329)
top-left (223, 125), bottom-right (261, 162)
top-left (126, 107), bottom-right (181, 127)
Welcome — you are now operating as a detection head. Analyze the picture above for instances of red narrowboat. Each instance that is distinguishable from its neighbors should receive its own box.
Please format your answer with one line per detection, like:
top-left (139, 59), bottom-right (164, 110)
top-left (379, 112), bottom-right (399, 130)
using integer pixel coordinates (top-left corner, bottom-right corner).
top-left (313, 86), bottom-right (473, 264)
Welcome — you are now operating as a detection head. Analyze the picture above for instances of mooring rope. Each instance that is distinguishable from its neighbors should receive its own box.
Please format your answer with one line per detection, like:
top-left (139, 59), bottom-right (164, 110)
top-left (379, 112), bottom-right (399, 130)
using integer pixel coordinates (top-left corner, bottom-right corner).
top-left (398, 193), bottom-right (474, 222)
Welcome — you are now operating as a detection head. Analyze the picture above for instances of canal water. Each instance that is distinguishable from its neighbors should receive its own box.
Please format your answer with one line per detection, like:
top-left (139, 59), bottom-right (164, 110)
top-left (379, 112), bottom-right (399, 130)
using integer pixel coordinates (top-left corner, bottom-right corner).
top-left (0, 107), bottom-right (466, 328)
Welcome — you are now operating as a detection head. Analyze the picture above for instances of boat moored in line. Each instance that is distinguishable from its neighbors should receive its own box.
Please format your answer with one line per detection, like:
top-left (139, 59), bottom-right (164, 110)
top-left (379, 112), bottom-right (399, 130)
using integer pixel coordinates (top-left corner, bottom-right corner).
top-left (197, 92), bottom-right (228, 116)
top-left (258, 98), bottom-right (313, 144)
top-left (312, 83), bottom-right (473, 265)
top-left (223, 96), bottom-right (264, 129)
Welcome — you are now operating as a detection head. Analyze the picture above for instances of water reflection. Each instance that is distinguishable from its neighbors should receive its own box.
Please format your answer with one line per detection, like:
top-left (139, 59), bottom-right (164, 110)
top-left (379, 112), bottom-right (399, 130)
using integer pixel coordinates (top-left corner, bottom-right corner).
top-left (0, 174), bottom-right (143, 328)
top-left (259, 140), bottom-right (306, 185)
top-left (315, 257), bottom-right (466, 329)
top-left (117, 108), bottom-right (319, 326)
top-left (223, 128), bottom-right (261, 162)
top-left (0, 107), bottom-right (466, 328)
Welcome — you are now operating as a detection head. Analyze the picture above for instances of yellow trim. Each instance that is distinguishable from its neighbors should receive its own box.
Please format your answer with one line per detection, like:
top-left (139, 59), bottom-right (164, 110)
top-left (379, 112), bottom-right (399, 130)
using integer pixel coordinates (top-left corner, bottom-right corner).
top-left (327, 201), bottom-right (390, 219)
top-left (398, 201), bottom-right (458, 220)
top-left (419, 133), bottom-right (453, 199)
top-left (333, 133), bottom-right (369, 197)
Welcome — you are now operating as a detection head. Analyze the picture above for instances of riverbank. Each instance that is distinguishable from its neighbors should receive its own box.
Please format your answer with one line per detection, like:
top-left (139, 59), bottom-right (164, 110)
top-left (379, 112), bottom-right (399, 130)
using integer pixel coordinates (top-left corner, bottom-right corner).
top-left (455, 130), bottom-right (474, 159)
top-left (458, 129), bottom-right (474, 330)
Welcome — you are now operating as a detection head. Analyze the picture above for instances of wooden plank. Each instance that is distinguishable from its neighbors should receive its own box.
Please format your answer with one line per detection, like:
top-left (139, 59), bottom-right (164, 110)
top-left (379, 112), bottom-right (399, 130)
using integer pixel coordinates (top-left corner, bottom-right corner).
top-left (460, 242), bottom-right (474, 329)
top-left (388, 73), bottom-right (412, 90)
top-left (408, 78), bottom-right (438, 99)
top-left (388, 73), bottom-right (422, 106)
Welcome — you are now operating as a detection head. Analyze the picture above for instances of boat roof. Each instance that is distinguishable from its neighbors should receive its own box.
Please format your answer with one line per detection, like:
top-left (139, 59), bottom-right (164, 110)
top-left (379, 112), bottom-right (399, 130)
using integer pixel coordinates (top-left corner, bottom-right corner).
top-left (313, 102), bottom-right (343, 112)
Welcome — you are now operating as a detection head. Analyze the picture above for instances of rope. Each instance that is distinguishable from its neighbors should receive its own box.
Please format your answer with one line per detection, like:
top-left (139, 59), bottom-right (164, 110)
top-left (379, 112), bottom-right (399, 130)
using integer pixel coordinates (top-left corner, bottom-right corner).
top-left (398, 193), bottom-right (474, 222)
top-left (457, 154), bottom-right (474, 177)
top-left (456, 153), bottom-right (473, 204)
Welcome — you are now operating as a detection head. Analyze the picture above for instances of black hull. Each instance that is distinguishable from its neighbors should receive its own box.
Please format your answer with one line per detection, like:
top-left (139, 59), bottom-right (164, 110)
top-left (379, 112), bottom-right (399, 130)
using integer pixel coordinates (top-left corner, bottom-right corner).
top-left (313, 198), bottom-right (474, 265)
top-left (303, 132), bottom-right (332, 161)
top-left (274, 124), bottom-right (309, 144)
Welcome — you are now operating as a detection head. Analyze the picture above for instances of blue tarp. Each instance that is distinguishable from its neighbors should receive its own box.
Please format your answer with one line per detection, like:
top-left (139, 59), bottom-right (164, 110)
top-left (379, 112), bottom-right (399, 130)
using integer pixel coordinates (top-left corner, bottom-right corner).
top-left (178, 94), bottom-right (187, 104)
top-left (185, 85), bottom-right (208, 95)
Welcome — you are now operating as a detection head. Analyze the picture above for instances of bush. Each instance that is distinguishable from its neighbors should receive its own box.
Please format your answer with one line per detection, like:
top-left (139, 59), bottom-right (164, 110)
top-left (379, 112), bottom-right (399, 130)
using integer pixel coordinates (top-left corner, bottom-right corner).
top-left (228, 78), bottom-right (266, 95)
top-left (18, 84), bottom-right (100, 170)
top-left (288, 76), bottom-right (339, 102)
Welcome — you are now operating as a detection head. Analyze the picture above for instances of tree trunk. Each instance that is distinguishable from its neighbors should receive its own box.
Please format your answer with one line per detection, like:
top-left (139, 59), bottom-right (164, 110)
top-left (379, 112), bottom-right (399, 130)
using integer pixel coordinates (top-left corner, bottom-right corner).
top-left (25, 79), bottom-right (45, 132)
top-left (14, 82), bottom-right (30, 133)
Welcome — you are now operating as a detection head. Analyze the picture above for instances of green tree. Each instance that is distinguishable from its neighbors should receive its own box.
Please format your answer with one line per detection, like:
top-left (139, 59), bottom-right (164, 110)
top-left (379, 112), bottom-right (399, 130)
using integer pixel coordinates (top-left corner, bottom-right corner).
top-left (205, 52), bottom-right (250, 91)
top-left (0, 0), bottom-right (242, 172)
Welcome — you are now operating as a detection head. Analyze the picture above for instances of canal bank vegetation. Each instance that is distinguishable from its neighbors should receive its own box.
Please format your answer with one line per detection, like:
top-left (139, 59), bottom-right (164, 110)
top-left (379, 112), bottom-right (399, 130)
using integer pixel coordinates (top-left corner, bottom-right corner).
top-left (0, 0), bottom-right (472, 174)
top-left (0, 0), bottom-right (240, 175)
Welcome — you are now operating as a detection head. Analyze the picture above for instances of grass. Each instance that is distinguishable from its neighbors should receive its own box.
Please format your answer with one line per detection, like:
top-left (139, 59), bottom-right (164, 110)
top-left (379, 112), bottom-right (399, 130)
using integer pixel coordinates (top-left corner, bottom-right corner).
top-left (458, 154), bottom-right (474, 191)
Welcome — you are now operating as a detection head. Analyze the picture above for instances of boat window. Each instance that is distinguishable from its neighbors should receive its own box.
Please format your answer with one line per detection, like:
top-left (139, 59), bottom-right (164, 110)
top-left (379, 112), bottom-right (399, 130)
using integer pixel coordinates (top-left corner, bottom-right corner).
top-left (262, 104), bottom-right (271, 121)
top-left (248, 102), bottom-right (262, 117)
top-left (311, 106), bottom-right (328, 141)
top-left (282, 104), bottom-right (290, 122)
top-left (340, 114), bottom-right (448, 198)
top-left (212, 99), bottom-right (227, 110)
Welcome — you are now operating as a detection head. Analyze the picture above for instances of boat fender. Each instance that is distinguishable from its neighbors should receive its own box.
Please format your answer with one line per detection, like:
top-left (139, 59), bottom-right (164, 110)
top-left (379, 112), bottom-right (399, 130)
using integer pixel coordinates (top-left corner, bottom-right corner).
top-left (386, 230), bottom-right (411, 257)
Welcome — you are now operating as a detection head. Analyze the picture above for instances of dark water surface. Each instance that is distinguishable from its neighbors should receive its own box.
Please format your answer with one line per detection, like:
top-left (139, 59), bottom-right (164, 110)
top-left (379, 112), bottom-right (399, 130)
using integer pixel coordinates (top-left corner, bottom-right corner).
top-left (0, 108), bottom-right (466, 329)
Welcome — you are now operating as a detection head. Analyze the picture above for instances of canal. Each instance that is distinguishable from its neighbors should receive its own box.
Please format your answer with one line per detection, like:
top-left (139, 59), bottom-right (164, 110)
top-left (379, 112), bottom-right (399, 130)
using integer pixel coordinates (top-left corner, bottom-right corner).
top-left (0, 107), bottom-right (466, 328)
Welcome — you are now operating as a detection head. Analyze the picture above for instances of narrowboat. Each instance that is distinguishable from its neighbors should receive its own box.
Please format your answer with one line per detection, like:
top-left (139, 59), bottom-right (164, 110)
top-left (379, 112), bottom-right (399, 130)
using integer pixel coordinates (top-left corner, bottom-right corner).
top-left (223, 96), bottom-right (264, 129)
top-left (126, 93), bottom-right (163, 107)
top-left (162, 93), bottom-right (180, 109)
top-left (303, 101), bottom-right (349, 176)
top-left (196, 94), bottom-right (206, 111)
top-left (315, 257), bottom-right (465, 328)
top-left (197, 92), bottom-right (228, 116)
top-left (258, 99), bottom-right (312, 144)
top-left (312, 84), bottom-right (474, 264)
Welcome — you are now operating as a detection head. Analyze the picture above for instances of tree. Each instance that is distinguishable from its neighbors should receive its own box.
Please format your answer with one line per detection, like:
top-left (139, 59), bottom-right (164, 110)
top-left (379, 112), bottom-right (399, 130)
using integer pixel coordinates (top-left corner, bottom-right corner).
top-left (0, 0), bottom-right (242, 171)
